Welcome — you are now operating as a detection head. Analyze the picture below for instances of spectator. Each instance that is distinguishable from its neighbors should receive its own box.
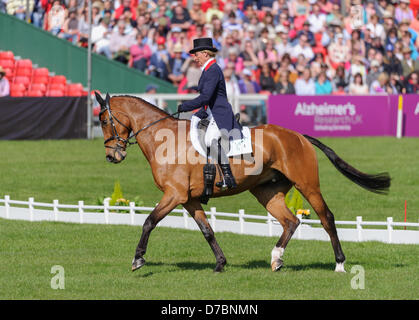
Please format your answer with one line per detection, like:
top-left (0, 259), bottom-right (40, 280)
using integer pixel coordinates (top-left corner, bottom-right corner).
top-left (366, 60), bottom-right (382, 87)
top-left (149, 36), bottom-right (170, 81)
top-left (224, 67), bottom-right (240, 100)
top-left (77, 9), bottom-right (90, 47)
top-left (395, 0), bottom-right (414, 24)
top-left (109, 20), bottom-right (135, 65)
top-left (332, 65), bottom-right (349, 92)
top-left (238, 68), bottom-right (262, 124)
top-left (180, 57), bottom-right (202, 90)
top-left (366, 14), bottom-right (385, 41)
top-left (143, 84), bottom-right (158, 105)
top-left (294, 68), bottom-right (315, 95)
top-left (274, 25), bottom-right (293, 57)
top-left (205, 0), bottom-right (224, 23)
top-left (388, 72), bottom-right (405, 94)
top-left (0, 67), bottom-right (10, 97)
top-left (382, 44), bottom-right (403, 76)
top-left (326, 33), bottom-right (350, 70)
top-left (404, 71), bottom-right (419, 93)
top-left (348, 72), bottom-right (369, 95)
top-left (315, 72), bottom-right (333, 94)
top-left (61, 7), bottom-right (80, 44)
top-left (259, 63), bottom-right (276, 93)
top-left (114, 0), bottom-right (137, 21)
top-left (333, 81), bottom-right (347, 95)
top-left (171, 4), bottom-right (192, 31)
top-left (168, 43), bottom-right (186, 86)
top-left (45, 0), bottom-right (66, 36)
top-left (370, 72), bottom-right (389, 94)
top-left (6, 0), bottom-right (34, 20)
top-left (296, 21), bottom-right (315, 47)
top-left (91, 16), bottom-right (112, 59)
top-left (240, 39), bottom-right (259, 70)
top-left (291, 34), bottom-right (314, 61)
top-left (190, 0), bottom-right (206, 25)
top-left (275, 69), bottom-right (295, 94)
top-left (307, 2), bottom-right (326, 34)
top-left (130, 32), bottom-right (152, 72)
top-left (257, 37), bottom-right (278, 67)
top-left (401, 47), bottom-right (419, 78)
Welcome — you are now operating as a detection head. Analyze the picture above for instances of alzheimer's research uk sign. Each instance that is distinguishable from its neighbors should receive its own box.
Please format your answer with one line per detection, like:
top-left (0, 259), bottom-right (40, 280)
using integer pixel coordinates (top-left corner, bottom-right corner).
top-left (268, 95), bottom-right (393, 137)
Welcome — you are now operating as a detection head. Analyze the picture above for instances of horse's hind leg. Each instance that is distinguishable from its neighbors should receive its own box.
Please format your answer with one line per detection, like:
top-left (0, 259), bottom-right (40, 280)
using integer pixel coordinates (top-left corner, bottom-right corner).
top-left (250, 183), bottom-right (299, 271)
top-left (297, 187), bottom-right (346, 272)
top-left (183, 199), bottom-right (227, 272)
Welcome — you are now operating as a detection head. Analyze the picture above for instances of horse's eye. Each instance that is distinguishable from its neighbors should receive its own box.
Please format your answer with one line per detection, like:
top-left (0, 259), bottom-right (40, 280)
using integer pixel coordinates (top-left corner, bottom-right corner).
top-left (102, 120), bottom-right (108, 126)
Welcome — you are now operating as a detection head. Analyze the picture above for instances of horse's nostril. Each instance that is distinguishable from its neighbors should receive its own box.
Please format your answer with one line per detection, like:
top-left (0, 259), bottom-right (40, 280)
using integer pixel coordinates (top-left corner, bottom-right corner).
top-left (106, 155), bottom-right (114, 162)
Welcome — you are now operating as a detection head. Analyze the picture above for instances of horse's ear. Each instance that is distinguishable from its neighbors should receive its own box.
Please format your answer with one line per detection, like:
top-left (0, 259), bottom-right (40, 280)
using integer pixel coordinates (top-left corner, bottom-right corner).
top-left (94, 91), bottom-right (105, 108)
top-left (105, 93), bottom-right (111, 107)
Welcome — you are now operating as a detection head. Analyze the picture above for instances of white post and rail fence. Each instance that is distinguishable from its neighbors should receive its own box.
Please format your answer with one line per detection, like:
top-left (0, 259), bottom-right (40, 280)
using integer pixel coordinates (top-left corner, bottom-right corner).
top-left (1, 195), bottom-right (418, 245)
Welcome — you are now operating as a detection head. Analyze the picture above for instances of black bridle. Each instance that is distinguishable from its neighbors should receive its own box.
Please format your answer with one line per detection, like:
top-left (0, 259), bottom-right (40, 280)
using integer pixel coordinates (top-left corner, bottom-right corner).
top-left (100, 97), bottom-right (179, 152)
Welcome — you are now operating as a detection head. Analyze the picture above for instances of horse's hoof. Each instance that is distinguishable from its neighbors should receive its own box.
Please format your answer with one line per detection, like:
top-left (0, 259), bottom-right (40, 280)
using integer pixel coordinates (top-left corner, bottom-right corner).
top-left (213, 259), bottom-right (226, 273)
top-left (271, 259), bottom-right (283, 272)
top-left (334, 262), bottom-right (346, 273)
top-left (132, 257), bottom-right (146, 272)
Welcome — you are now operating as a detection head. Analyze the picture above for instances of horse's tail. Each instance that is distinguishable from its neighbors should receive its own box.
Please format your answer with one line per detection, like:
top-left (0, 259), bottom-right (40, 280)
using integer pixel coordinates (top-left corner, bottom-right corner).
top-left (303, 134), bottom-right (391, 194)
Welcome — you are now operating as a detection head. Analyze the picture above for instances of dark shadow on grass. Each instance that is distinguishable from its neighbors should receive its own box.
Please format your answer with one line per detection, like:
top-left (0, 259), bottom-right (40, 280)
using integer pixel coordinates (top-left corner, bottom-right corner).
top-left (284, 262), bottom-right (336, 271)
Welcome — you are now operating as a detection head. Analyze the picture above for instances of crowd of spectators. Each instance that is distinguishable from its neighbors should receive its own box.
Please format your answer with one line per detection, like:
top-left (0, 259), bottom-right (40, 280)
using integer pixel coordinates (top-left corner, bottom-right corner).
top-left (2, 0), bottom-right (419, 98)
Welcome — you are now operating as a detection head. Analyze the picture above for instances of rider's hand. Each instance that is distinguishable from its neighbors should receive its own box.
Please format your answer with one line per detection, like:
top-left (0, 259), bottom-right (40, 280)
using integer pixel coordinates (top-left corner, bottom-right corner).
top-left (177, 104), bottom-right (185, 113)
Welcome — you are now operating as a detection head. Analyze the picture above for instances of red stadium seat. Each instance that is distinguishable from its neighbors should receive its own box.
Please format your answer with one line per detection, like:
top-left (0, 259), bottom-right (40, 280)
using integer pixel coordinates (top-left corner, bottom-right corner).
top-left (49, 83), bottom-right (66, 92)
top-left (66, 83), bottom-right (83, 92)
top-left (66, 90), bottom-right (83, 96)
top-left (13, 76), bottom-right (31, 88)
top-left (15, 67), bottom-right (32, 77)
top-left (15, 59), bottom-right (32, 69)
top-left (0, 59), bottom-right (14, 69)
top-left (4, 68), bottom-right (13, 80)
top-left (30, 83), bottom-right (47, 93)
top-left (33, 68), bottom-right (49, 77)
top-left (46, 89), bottom-right (64, 97)
top-left (49, 75), bottom-right (67, 85)
top-left (27, 90), bottom-right (44, 97)
top-left (10, 90), bottom-right (25, 97)
top-left (0, 51), bottom-right (14, 61)
top-left (32, 75), bottom-right (49, 85)
top-left (10, 83), bottom-right (26, 92)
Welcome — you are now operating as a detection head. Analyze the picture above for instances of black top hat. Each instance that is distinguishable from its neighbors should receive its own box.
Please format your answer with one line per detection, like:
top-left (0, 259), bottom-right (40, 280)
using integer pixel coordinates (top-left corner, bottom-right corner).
top-left (189, 37), bottom-right (218, 54)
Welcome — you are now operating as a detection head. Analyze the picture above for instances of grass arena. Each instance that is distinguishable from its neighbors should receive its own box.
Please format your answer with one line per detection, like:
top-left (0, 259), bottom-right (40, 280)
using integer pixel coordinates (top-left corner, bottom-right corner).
top-left (1, 137), bottom-right (418, 299)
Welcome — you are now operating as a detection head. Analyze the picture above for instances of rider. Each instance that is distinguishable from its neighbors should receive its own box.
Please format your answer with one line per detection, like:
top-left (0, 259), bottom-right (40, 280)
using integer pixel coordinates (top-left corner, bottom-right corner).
top-left (177, 37), bottom-right (241, 189)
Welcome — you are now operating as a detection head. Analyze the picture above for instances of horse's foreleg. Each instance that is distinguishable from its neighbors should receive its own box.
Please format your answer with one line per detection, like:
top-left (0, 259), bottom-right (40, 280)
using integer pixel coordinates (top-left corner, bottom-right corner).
top-left (132, 191), bottom-right (179, 272)
top-left (183, 200), bottom-right (227, 272)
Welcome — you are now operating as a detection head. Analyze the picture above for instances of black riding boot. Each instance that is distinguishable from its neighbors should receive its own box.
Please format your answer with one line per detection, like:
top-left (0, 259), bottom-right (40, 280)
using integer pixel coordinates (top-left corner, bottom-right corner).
top-left (214, 139), bottom-right (237, 189)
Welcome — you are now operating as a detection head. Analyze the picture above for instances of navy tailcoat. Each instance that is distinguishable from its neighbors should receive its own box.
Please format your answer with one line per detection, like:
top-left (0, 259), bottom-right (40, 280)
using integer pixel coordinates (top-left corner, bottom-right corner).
top-left (180, 61), bottom-right (242, 135)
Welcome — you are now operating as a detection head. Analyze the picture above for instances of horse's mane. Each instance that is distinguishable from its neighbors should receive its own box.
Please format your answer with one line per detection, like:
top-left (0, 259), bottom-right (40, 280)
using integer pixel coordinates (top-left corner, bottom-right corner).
top-left (114, 95), bottom-right (177, 119)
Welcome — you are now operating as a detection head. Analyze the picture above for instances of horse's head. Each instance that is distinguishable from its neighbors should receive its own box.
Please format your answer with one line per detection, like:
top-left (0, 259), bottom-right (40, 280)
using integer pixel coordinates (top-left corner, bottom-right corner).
top-left (95, 92), bottom-right (129, 164)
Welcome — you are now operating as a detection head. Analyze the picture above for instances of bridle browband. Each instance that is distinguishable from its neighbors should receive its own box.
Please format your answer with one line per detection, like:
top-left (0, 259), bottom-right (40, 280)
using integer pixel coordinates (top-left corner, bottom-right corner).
top-left (99, 95), bottom-right (179, 152)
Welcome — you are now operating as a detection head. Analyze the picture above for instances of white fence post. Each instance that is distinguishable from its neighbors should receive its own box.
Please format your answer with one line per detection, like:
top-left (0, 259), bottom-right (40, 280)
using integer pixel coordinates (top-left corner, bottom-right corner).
top-left (210, 207), bottom-right (216, 231)
top-left (356, 216), bottom-right (363, 242)
top-left (53, 200), bottom-right (59, 222)
top-left (387, 217), bottom-right (393, 243)
top-left (239, 209), bottom-right (245, 234)
top-left (78, 201), bottom-right (84, 224)
top-left (130, 202), bottom-right (135, 226)
top-left (267, 212), bottom-right (273, 237)
top-left (183, 207), bottom-right (188, 229)
top-left (104, 198), bottom-right (110, 224)
top-left (29, 197), bottom-right (34, 222)
top-left (5, 195), bottom-right (10, 219)
top-left (296, 213), bottom-right (302, 239)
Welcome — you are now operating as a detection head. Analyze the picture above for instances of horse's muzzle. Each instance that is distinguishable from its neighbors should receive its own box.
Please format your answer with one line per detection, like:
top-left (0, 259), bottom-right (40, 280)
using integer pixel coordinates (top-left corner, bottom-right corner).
top-left (106, 149), bottom-right (127, 163)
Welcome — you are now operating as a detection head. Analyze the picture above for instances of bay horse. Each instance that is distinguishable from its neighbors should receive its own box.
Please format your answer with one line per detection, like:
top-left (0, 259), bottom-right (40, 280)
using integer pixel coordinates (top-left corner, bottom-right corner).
top-left (95, 93), bottom-right (390, 273)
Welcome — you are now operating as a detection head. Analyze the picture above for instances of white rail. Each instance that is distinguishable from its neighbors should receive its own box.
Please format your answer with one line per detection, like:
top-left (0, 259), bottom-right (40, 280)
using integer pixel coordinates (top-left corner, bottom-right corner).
top-left (1, 195), bottom-right (418, 244)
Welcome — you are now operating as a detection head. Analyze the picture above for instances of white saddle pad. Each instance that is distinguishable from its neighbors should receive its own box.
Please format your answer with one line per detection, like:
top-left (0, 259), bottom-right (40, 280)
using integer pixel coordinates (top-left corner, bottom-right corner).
top-left (190, 115), bottom-right (253, 159)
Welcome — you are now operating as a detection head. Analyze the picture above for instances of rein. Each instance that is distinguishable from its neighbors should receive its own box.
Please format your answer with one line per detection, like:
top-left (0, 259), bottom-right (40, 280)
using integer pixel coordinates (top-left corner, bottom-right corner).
top-left (100, 104), bottom-right (179, 151)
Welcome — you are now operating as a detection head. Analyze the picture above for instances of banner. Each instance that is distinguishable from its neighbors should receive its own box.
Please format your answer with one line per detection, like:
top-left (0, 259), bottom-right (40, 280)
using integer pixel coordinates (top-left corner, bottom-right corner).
top-left (268, 95), bottom-right (395, 137)
top-left (402, 95), bottom-right (419, 137)
top-left (0, 97), bottom-right (87, 140)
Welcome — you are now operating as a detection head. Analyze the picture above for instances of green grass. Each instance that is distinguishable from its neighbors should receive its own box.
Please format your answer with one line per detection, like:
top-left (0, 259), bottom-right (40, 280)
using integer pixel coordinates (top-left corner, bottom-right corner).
top-left (1, 218), bottom-right (418, 300)
top-left (0, 137), bottom-right (418, 222)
